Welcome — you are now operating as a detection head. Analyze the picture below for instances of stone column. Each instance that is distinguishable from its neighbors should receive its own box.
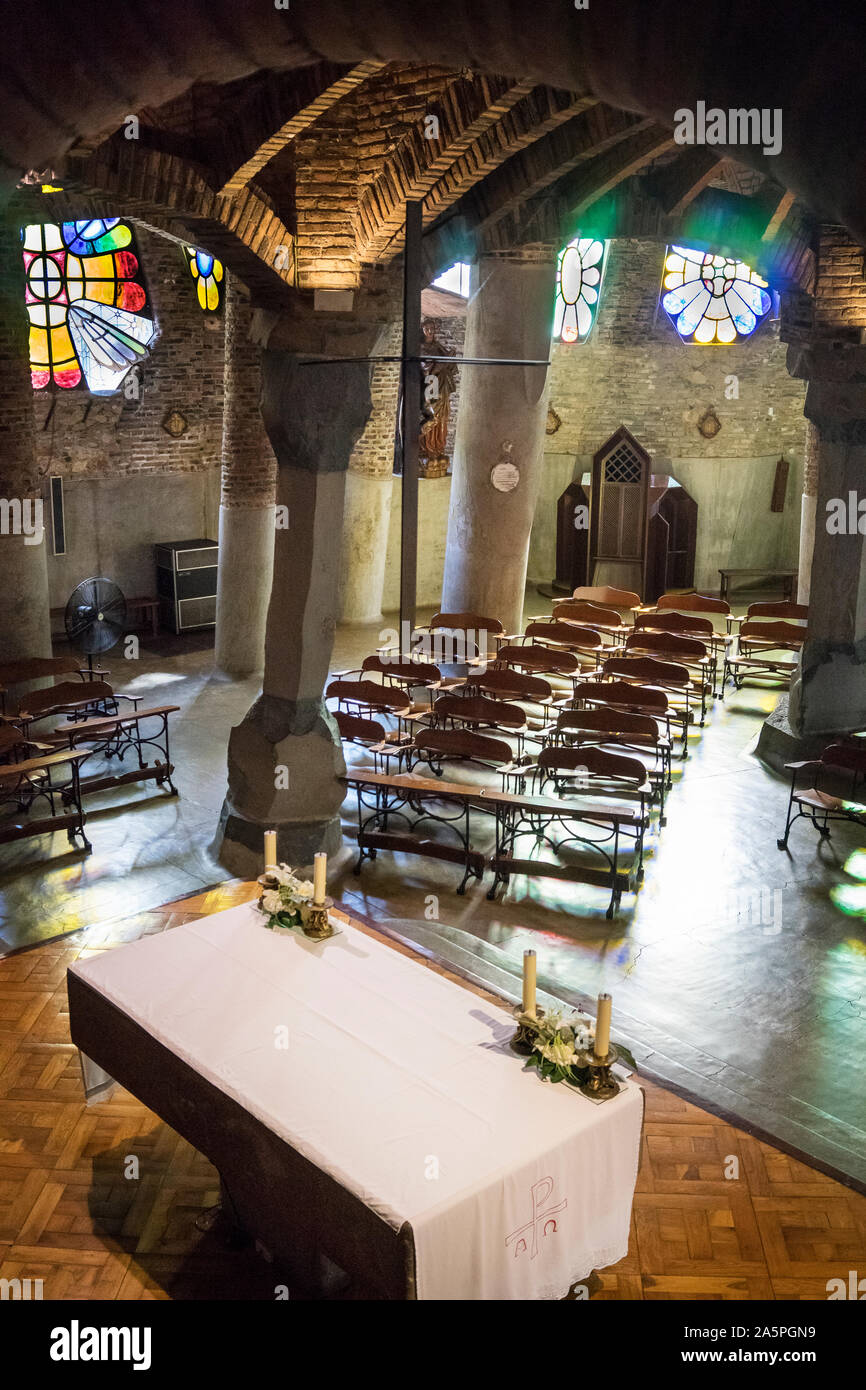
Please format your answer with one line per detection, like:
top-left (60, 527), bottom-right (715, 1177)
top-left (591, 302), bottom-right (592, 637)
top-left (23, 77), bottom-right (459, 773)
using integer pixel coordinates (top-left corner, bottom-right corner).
top-left (441, 246), bottom-right (557, 635)
top-left (787, 341), bottom-right (866, 735)
top-left (797, 420), bottom-right (819, 605)
top-left (0, 217), bottom-right (51, 662)
top-left (214, 283), bottom-right (391, 878)
top-left (338, 321), bottom-right (402, 626)
top-left (214, 277), bottom-right (277, 676)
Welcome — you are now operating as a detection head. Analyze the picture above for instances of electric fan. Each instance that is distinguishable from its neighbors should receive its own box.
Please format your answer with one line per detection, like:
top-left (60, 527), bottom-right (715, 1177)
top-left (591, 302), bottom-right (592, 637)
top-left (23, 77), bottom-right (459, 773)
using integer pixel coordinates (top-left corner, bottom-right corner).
top-left (64, 577), bottom-right (128, 675)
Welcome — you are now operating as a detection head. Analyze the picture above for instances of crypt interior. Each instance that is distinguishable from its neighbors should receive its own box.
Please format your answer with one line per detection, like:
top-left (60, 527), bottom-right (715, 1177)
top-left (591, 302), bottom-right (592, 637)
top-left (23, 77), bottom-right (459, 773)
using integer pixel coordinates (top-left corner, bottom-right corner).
top-left (1, 0), bottom-right (865, 1305)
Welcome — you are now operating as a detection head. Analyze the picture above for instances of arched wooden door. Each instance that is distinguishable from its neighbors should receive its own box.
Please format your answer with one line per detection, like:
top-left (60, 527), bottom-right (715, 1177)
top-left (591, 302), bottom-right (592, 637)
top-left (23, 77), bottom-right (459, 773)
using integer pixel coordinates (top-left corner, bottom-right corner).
top-left (589, 426), bottom-right (651, 597)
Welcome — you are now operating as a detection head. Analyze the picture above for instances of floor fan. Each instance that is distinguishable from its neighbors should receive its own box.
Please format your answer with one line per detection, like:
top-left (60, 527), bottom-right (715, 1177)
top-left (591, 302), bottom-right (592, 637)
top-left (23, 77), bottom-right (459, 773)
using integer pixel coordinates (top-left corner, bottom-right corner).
top-left (64, 576), bottom-right (128, 675)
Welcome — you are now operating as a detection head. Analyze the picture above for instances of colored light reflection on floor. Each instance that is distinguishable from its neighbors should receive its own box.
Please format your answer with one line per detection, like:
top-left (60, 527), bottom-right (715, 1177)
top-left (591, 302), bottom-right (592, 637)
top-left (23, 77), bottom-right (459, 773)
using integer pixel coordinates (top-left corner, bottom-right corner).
top-left (831, 883), bottom-right (866, 916)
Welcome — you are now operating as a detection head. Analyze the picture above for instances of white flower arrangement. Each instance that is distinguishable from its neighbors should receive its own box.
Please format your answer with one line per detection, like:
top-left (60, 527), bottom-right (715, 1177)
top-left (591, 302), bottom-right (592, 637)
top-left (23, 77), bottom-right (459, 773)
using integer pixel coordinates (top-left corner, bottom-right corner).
top-left (521, 1005), bottom-right (636, 1087)
top-left (259, 864), bottom-right (317, 930)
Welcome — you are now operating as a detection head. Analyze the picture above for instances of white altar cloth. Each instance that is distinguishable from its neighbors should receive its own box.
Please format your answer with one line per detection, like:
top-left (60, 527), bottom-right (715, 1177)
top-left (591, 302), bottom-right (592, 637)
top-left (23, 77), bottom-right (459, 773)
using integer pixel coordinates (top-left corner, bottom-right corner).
top-left (70, 903), bottom-right (642, 1300)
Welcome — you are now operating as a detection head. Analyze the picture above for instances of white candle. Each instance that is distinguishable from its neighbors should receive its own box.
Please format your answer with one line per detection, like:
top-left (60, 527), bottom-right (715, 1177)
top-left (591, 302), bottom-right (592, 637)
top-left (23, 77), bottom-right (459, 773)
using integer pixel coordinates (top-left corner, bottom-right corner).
top-left (313, 851), bottom-right (327, 905)
top-left (595, 993), bottom-right (612, 1060)
top-left (264, 829), bottom-right (277, 871)
top-left (522, 949), bottom-right (537, 1017)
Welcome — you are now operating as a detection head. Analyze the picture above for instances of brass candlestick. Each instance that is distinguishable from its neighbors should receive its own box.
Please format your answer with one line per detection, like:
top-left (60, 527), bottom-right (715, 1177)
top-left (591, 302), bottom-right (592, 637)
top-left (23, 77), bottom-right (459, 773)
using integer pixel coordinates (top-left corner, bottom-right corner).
top-left (577, 1043), bottom-right (621, 1101)
top-left (300, 896), bottom-right (336, 941)
top-left (510, 1004), bottom-right (545, 1055)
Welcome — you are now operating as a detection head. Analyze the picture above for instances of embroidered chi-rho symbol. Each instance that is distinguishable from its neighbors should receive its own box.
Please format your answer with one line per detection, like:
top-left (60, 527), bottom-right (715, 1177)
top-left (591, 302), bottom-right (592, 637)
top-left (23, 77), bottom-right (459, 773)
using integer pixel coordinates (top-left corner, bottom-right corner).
top-left (506, 1176), bottom-right (567, 1259)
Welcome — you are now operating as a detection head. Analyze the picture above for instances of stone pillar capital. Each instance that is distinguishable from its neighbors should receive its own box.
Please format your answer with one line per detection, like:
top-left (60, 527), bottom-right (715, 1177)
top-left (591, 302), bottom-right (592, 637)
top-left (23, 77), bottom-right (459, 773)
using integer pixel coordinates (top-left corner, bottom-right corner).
top-left (786, 339), bottom-right (866, 384)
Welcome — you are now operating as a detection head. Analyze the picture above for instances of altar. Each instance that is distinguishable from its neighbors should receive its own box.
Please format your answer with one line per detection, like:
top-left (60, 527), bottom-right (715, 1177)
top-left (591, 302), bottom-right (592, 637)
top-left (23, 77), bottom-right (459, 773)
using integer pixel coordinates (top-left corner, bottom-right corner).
top-left (67, 903), bottom-right (643, 1300)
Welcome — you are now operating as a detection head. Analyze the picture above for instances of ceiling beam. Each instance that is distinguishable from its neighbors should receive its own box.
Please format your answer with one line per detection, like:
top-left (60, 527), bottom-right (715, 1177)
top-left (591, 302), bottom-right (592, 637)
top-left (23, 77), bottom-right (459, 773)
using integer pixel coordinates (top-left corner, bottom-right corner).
top-left (417, 88), bottom-right (599, 237)
top-left (649, 148), bottom-right (725, 217)
top-left (43, 144), bottom-right (297, 299)
top-left (356, 74), bottom-right (537, 261)
top-left (218, 60), bottom-right (387, 196)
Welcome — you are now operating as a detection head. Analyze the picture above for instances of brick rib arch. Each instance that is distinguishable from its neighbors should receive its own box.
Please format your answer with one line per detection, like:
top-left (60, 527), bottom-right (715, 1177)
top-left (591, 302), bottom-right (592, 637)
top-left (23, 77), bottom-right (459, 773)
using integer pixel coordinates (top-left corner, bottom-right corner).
top-left (2, 1), bottom-right (866, 246)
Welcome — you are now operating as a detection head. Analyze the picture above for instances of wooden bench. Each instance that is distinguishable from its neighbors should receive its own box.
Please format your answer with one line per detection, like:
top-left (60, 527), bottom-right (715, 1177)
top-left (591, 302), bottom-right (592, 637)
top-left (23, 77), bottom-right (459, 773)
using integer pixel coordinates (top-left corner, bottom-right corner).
top-left (49, 705), bottom-right (180, 799)
top-left (0, 749), bottom-right (91, 853)
top-left (341, 769), bottom-right (639, 915)
top-left (529, 745), bottom-right (652, 877)
top-left (719, 568), bottom-right (797, 603)
top-left (6, 680), bottom-right (138, 732)
top-left (0, 657), bottom-right (109, 714)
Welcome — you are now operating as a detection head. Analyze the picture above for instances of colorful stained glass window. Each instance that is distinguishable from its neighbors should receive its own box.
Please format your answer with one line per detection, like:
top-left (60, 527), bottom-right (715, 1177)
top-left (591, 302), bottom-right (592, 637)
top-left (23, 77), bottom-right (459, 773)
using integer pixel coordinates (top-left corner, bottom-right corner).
top-left (661, 246), bottom-right (772, 344)
top-left (183, 246), bottom-right (224, 311)
top-left (554, 237), bottom-right (607, 343)
top-left (22, 219), bottom-right (156, 393)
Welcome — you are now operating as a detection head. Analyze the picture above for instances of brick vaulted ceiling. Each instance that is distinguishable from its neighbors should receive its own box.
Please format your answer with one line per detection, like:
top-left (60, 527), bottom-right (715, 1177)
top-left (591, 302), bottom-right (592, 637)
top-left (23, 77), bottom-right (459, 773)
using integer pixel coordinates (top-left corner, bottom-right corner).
top-left (6, 0), bottom-right (865, 301)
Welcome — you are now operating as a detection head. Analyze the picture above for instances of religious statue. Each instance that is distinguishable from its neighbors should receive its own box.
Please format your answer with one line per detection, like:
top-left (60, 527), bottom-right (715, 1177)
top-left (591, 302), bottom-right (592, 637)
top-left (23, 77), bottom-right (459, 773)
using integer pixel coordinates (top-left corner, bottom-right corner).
top-left (418, 318), bottom-right (458, 478)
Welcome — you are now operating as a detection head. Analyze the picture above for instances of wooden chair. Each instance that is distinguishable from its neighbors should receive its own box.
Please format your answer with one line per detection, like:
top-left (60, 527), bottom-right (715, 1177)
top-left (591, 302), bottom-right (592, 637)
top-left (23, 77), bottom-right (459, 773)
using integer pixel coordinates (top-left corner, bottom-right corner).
top-left (655, 592), bottom-right (730, 619)
top-left (334, 710), bottom-right (413, 774)
top-left (325, 678), bottom-right (412, 733)
top-left (723, 619), bottom-right (806, 693)
top-left (430, 692), bottom-right (527, 731)
top-left (551, 599), bottom-right (627, 642)
top-left (624, 630), bottom-right (713, 712)
top-left (547, 705), bottom-right (672, 817)
top-left (335, 653), bottom-right (446, 710)
top-left (410, 727), bottom-right (530, 789)
top-left (0, 657), bottom-right (108, 715)
top-left (463, 667), bottom-right (570, 722)
top-left (747, 600), bottom-right (808, 622)
top-left (8, 680), bottom-right (138, 732)
top-left (573, 585), bottom-right (642, 612)
top-left (778, 742), bottom-right (866, 848)
top-left (418, 611), bottom-right (504, 662)
top-left (522, 620), bottom-right (605, 667)
top-left (492, 644), bottom-right (585, 697)
top-left (598, 655), bottom-right (695, 749)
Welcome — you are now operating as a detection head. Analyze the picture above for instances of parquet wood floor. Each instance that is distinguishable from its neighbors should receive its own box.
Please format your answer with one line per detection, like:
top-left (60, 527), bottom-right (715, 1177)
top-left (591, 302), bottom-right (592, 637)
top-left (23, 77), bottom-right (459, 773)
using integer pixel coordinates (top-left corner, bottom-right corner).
top-left (1, 879), bottom-right (864, 1301)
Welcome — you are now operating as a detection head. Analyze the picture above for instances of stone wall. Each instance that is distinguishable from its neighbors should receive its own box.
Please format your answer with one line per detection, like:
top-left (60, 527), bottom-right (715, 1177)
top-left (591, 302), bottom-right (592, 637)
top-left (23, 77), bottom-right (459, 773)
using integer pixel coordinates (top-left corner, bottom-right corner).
top-left (369, 237), bottom-right (809, 607)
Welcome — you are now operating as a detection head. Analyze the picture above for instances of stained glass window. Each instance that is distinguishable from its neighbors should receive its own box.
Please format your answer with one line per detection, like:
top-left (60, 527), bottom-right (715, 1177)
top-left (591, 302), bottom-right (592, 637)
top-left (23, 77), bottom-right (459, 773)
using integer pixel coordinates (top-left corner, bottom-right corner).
top-left (22, 219), bottom-right (156, 393)
top-left (183, 246), bottom-right (224, 311)
top-left (554, 237), bottom-right (606, 343)
top-left (661, 246), bottom-right (772, 344)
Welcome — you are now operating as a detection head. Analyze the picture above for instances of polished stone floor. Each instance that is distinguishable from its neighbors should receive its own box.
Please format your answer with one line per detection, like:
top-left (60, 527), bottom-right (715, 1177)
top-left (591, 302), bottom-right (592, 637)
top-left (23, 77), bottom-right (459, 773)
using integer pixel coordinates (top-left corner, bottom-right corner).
top-left (2, 603), bottom-right (865, 1187)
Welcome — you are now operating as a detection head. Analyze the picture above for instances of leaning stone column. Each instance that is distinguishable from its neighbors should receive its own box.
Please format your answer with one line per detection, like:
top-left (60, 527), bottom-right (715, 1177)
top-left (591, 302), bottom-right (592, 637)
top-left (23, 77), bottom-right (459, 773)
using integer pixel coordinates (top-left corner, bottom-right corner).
top-left (787, 341), bottom-right (866, 735)
top-left (441, 246), bottom-right (557, 635)
top-left (796, 421), bottom-right (819, 605)
top-left (214, 277), bottom-right (277, 676)
top-left (338, 320), bottom-right (402, 625)
top-left (0, 217), bottom-right (51, 662)
top-left (214, 287), bottom-right (388, 878)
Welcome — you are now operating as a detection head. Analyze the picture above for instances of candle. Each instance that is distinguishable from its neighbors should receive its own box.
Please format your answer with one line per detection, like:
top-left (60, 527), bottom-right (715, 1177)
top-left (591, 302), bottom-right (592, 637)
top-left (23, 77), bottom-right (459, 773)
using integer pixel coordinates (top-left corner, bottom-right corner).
top-left (522, 949), bottom-right (537, 1017)
top-left (594, 993), bottom-right (612, 1060)
top-left (264, 829), bottom-right (277, 871)
top-left (313, 851), bottom-right (327, 906)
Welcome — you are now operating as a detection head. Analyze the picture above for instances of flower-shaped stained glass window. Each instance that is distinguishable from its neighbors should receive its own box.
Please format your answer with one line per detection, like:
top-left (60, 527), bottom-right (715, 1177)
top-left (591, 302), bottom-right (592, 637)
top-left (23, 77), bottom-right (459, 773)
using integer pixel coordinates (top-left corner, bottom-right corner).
top-left (22, 219), bottom-right (156, 393)
top-left (554, 237), bottom-right (607, 343)
top-left (183, 246), bottom-right (224, 311)
top-left (662, 245), bottom-right (772, 344)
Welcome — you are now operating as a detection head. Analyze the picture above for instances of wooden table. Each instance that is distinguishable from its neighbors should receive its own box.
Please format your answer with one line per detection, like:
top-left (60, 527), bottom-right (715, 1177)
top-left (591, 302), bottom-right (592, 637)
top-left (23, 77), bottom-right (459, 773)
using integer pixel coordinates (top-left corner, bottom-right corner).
top-left (67, 902), bottom-right (644, 1299)
top-left (718, 568), bottom-right (797, 602)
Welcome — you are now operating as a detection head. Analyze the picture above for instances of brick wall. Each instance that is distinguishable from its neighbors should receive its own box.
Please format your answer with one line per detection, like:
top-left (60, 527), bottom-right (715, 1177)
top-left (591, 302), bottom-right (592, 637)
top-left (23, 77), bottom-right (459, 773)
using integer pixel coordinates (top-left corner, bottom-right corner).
top-left (32, 229), bottom-right (225, 482)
